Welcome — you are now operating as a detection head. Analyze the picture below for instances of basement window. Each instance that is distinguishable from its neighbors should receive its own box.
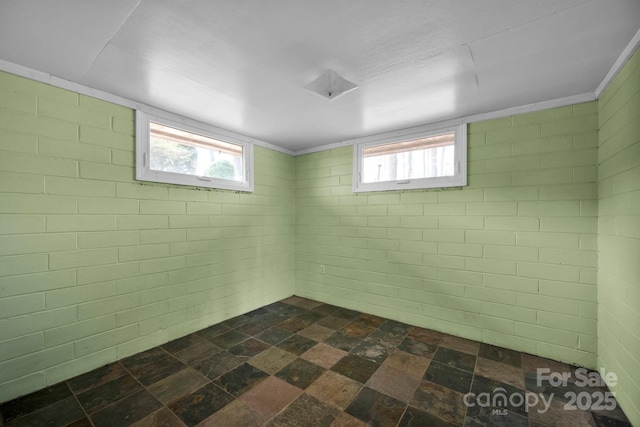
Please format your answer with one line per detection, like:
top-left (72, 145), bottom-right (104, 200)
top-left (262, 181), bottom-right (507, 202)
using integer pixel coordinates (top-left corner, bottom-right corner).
top-left (353, 123), bottom-right (466, 192)
top-left (136, 110), bottom-right (254, 192)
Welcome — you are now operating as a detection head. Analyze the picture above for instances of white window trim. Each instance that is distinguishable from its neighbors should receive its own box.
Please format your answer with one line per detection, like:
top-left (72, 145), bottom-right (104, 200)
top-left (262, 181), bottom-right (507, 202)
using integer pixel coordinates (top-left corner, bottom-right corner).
top-left (136, 110), bottom-right (254, 192)
top-left (352, 123), bottom-right (467, 193)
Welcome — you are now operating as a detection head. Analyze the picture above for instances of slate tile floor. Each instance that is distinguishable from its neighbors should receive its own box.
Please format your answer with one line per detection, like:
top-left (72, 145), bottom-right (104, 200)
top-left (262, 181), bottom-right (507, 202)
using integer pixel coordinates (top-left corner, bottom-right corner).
top-left (0, 296), bottom-right (633, 427)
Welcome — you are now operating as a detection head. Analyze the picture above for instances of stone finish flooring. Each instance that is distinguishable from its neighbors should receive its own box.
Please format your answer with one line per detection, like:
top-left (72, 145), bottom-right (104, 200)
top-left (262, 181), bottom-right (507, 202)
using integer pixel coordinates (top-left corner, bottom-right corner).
top-left (0, 296), bottom-right (633, 426)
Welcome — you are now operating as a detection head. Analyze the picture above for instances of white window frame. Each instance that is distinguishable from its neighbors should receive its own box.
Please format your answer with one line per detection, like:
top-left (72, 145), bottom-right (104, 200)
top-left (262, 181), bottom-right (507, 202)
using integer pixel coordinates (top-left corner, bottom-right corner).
top-left (136, 110), bottom-right (254, 192)
top-left (352, 122), bottom-right (467, 193)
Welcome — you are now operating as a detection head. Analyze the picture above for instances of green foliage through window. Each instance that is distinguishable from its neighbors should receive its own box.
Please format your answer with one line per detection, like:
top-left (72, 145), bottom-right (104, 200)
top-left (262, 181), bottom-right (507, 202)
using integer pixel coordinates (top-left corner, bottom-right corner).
top-left (149, 138), bottom-right (197, 175)
top-left (207, 160), bottom-right (235, 179)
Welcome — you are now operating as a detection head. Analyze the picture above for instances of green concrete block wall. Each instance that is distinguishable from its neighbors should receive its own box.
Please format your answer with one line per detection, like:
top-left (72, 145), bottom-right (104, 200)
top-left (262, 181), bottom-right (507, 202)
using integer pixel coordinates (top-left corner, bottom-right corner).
top-left (598, 47), bottom-right (640, 426)
top-left (295, 102), bottom-right (599, 368)
top-left (0, 71), bottom-right (296, 402)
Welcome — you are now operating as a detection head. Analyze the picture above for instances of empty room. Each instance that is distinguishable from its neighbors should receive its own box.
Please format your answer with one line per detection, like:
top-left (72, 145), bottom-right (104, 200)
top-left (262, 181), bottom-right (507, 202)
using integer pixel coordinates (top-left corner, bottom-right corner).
top-left (0, 1), bottom-right (639, 426)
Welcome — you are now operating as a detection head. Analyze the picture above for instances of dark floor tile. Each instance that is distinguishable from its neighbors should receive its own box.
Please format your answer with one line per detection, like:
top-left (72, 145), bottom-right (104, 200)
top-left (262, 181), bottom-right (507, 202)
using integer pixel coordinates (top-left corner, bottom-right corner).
top-left (278, 313), bottom-right (320, 333)
top-left (366, 364), bottom-right (422, 403)
top-left (66, 417), bottom-right (94, 427)
top-left (382, 350), bottom-right (431, 379)
top-left (331, 412), bottom-right (370, 426)
top-left (129, 407), bottom-right (186, 427)
top-left (358, 313), bottom-right (386, 328)
top-left (276, 334), bottom-right (317, 355)
top-left (173, 340), bottom-right (223, 366)
top-left (399, 405), bottom-right (458, 427)
top-left (528, 397), bottom-right (597, 427)
top-left (298, 324), bottom-right (335, 342)
top-left (411, 380), bottom-right (467, 425)
top-left (273, 304), bottom-right (306, 318)
top-left (241, 376), bottom-right (302, 419)
top-left (255, 326), bottom-right (292, 345)
top-left (478, 343), bottom-right (521, 368)
top-left (351, 338), bottom-right (390, 364)
top-left (324, 331), bottom-right (362, 352)
top-left (260, 310), bottom-right (294, 325)
top-left (301, 343), bottom-right (348, 369)
top-left (168, 383), bottom-right (234, 427)
top-left (442, 335), bottom-right (481, 355)
top-left (475, 357), bottom-right (524, 390)
top-left (236, 319), bottom-right (271, 336)
top-left (282, 296), bottom-right (324, 311)
top-left (521, 353), bottom-right (571, 375)
top-left (221, 314), bottom-right (251, 329)
top-left (161, 333), bottom-right (204, 354)
top-left (207, 330), bottom-right (249, 349)
top-left (424, 361), bottom-right (473, 394)
top-left (464, 404), bottom-right (529, 427)
top-left (332, 307), bottom-right (360, 320)
top-left (311, 303), bottom-right (340, 316)
top-left (398, 337), bottom-right (437, 358)
top-left (248, 347), bottom-right (297, 375)
top-left (470, 375), bottom-right (528, 417)
top-left (193, 351), bottom-right (243, 380)
top-left (345, 386), bottom-right (406, 427)
top-left (213, 363), bottom-right (269, 396)
top-left (432, 346), bottom-right (477, 372)
top-left (245, 307), bottom-right (269, 318)
top-left (331, 354), bottom-right (380, 384)
top-left (268, 393), bottom-right (339, 427)
top-left (3, 396), bottom-right (84, 427)
top-left (77, 374), bottom-right (143, 414)
top-left (369, 328), bottom-right (406, 347)
top-left (263, 301), bottom-right (291, 312)
top-left (90, 390), bottom-right (162, 427)
top-left (228, 338), bottom-right (270, 360)
top-left (129, 355), bottom-right (186, 386)
top-left (67, 362), bottom-right (127, 394)
top-left (147, 368), bottom-right (209, 405)
top-left (592, 412), bottom-right (633, 427)
top-left (281, 295), bottom-right (309, 305)
top-left (524, 370), bottom-right (590, 402)
top-left (275, 358), bottom-right (326, 389)
top-left (317, 315), bottom-right (351, 330)
top-left (198, 399), bottom-right (264, 427)
top-left (121, 347), bottom-right (169, 372)
top-left (592, 399), bottom-right (633, 425)
top-left (195, 323), bottom-right (230, 341)
top-left (407, 327), bottom-right (446, 345)
top-left (306, 370), bottom-right (362, 410)
top-left (341, 320), bottom-right (375, 339)
top-left (378, 320), bottom-right (412, 335)
top-left (295, 312), bottom-right (326, 325)
top-left (0, 382), bottom-right (72, 422)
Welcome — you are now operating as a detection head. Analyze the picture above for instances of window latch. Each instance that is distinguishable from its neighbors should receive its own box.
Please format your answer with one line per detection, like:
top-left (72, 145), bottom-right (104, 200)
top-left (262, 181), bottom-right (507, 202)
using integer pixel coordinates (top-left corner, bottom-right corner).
top-left (397, 180), bottom-right (411, 184)
top-left (197, 176), bottom-right (212, 182)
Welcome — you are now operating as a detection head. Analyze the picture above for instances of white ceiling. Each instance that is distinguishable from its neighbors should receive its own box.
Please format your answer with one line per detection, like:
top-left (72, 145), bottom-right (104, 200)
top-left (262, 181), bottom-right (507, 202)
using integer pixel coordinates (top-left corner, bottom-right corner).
top-left (0, 1), bottom-right (638, 152)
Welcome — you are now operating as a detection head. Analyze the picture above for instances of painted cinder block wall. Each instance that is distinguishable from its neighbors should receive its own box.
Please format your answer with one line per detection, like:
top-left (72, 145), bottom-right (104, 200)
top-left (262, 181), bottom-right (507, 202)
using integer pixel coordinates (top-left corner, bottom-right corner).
top-left (0, 70), bottom-right (296, 402)
top-left (295, 103), bottom-right (599, 368)
top-left (597, 47), bottom-right (640, 426)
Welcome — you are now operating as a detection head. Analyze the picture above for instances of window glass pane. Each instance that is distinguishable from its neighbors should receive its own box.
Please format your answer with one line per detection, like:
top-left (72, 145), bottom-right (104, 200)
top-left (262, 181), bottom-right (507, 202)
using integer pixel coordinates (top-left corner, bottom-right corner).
top-left (362, 133), bottom-right (455, 183)
top-left (149, 122), bottom-right (243, 181)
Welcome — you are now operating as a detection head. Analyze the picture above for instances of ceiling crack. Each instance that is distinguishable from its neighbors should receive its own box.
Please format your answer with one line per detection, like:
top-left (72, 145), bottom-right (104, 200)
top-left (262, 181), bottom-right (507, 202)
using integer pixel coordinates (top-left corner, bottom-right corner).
top-left (470, 0), bottom-right (593, 45)
top-left (80, 0), bottom-right (144, 79)
top-left (466, 44), bottom-right (479, 89)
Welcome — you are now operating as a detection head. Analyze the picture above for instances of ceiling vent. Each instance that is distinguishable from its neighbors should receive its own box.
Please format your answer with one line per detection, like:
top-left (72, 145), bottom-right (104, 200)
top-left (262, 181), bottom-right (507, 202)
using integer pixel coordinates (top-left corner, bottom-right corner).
top-left (304, 70), bottom-right (358, 100)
